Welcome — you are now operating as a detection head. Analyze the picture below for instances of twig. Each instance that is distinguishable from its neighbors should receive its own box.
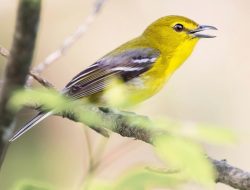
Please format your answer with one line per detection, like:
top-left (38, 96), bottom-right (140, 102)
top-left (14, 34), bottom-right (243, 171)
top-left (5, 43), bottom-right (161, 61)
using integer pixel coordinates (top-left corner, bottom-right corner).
top-left (13, 60), bottom-right (250, 190)
top-left (59, 106), bottom-right (250, 190)
top-left (0, 49), bottom-right (54, 89)
top-left (0, 0), bottom-right (41, 169)
top-left (28, 71), bottom-right (54, 88)
top-left (0, 45), bottom-right (9, 58)
top-left (26, 0), bottom-right (107, 86)
top-left (1, 0), bottom-right (248, 188)
top-left (0, 0), bottom-right (107, 87)
top-left (84, 128), bottom-right (94, 172)
top-left (96, 139), bottom-right (138, 172)
top-left (91, 137), bottom-right (108, 170)
top-left (212, 158), bottom-right (250, 190)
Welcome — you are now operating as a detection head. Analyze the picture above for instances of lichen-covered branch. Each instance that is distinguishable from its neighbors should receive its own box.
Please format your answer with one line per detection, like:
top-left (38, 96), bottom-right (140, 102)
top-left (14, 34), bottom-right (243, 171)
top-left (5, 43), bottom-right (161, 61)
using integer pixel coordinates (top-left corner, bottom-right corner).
top-left (61, 106), bottom-right (154, 143)
top-left (57, 106), bottom-right (250, 190)
top-left (0, 0), bottom-right (106, 168)
top-left (1, 0), bottom-right (249, 188)
top-left (26, 73), bottom-right (250, 190)
top-left (212, 159), bottom-right (250, 190)
top-left (0, 0), bottom-right (41, 168)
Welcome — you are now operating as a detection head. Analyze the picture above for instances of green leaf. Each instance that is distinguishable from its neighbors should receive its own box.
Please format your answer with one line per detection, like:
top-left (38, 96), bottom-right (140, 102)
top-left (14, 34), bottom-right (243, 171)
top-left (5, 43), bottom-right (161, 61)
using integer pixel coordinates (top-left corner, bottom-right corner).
top-left (89, 167), bottom-right (182, 190)
top-left (197, 124), bottom-right (236, 144)
top-left (115, 168), bottom-right (182, 190)
top-left (8, 88), bottom-right (231, 190)
top-left (154, 119), bottom-right (235, 145)
top-left (13, 180), bottom-right (53, 190)
top-left (154, 135), bottom-right (215, 186)
top-left (8, 88), bottom-right (69, 112)
top-left (84, 180), bottom-right (112, 190)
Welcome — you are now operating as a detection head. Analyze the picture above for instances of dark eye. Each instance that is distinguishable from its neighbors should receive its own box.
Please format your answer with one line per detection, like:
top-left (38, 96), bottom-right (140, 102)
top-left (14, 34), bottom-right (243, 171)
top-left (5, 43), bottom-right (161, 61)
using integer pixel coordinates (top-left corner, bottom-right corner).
top-left (174, 24), bottom-right (184, 32)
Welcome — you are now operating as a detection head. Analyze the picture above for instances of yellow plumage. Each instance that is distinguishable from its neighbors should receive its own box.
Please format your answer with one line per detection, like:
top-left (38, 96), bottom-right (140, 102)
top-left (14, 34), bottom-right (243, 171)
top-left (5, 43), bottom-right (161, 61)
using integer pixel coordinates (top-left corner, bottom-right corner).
top-left (93, 16), bottom-right (201, 106)
top-left (10, 15), bottom-right (217, 142)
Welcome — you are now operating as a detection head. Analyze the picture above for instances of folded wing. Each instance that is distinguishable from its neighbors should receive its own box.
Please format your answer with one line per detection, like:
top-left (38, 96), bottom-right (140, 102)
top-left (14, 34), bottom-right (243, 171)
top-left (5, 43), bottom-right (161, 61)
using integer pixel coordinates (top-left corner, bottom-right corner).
top-left (63, 48), bottom-right (160, 99)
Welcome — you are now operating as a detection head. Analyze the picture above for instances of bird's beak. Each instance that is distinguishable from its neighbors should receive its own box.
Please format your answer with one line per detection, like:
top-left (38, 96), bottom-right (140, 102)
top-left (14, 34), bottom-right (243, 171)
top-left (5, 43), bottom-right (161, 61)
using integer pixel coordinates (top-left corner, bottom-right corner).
top-left (189, 25), bottom-right (218, 38)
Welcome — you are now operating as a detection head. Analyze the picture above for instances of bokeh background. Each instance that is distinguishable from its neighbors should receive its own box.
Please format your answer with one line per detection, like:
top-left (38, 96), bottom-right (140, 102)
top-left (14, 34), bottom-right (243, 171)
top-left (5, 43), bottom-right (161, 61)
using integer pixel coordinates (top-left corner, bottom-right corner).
top-left (0, 0), bottom-right (250, 189)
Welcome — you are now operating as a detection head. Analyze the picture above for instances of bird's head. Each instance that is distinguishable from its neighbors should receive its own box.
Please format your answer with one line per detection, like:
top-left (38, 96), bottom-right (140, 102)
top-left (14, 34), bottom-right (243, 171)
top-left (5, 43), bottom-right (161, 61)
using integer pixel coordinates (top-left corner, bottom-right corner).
top-left (143, 15), bottom-right (217, 72)
top-left (143, 15), bottom-right (217, 52)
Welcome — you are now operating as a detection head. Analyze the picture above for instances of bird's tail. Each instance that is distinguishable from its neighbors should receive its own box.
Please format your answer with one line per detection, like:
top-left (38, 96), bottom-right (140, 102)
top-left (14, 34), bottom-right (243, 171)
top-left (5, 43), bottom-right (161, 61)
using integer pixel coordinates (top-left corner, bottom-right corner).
top-left (9, 111), bottom-right (53, 142)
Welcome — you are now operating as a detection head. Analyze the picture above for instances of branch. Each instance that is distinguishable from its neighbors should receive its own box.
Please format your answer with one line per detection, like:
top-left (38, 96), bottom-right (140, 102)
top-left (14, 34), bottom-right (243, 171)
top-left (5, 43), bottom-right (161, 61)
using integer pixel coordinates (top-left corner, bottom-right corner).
top-left (0, 0), bottom-right (41, 168)
top-left (61, 107), bottom-right (250, 190)
top-left (212, 159), bottom-right (250, 190)
top-left (1, 0), bottom-right (248, 188)
top-left (26, 73), bottom-right (250, 190)
top-left (26, 0), bottom-right (107, 86)
top-left (28, 71), bottom-right (54, 88)
top-left (0, 0), bottom-right (107, 87)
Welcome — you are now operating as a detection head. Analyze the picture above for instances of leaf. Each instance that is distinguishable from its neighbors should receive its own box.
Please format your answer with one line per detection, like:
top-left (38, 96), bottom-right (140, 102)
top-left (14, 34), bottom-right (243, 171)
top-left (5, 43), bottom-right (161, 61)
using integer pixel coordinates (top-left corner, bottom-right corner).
top-left (84, 180), bottom-right (112, 190)
top-left (115, 168), bottom-right (182, 190)
top-left (8, 88), bottom-right (68, 112)
top-left (197, 124), bottom-right (236, 144)
top-left (89, 167), bottom-right (182, 190)
top-left (154, 119), bottom-right (236, 145)
top-left (103, 77), bottom-right (128, 108)
top-left (13, 180), bottom-right (53, 190)
top-left (154, 135), bottom-right (215, 187)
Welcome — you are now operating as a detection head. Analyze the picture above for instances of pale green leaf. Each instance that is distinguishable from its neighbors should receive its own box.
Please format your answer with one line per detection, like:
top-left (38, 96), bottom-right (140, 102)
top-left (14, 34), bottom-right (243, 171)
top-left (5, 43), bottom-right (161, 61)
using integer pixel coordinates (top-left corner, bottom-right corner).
top-left (197, 124), bottom-right (236, 144)
top-left (154, 135), bottom-right (215, 186)
top-left (8, 88), bottom-right (68, 112)
top-left (89, 167), bottom-right (182, 190)
top-left (13, 180), bottom-right (53, 190)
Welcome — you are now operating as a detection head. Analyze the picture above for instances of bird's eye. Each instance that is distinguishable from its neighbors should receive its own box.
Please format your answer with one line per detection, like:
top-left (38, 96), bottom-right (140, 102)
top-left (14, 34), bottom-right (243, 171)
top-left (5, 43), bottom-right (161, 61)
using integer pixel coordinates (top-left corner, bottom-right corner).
top-left (174, 24), bottom-right (184, 32)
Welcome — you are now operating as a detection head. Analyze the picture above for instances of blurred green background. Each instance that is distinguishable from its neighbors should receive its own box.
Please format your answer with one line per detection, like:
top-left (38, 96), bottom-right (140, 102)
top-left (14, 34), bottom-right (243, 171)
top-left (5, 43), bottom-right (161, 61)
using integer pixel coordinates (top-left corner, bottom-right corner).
top-left (0, 0), bottom-right (250, 189)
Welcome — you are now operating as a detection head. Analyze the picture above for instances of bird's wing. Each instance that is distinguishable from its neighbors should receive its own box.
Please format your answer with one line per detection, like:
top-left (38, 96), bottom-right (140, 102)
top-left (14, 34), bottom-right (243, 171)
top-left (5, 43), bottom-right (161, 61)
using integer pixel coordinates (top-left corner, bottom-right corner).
top-left (63, 48), bottom-right (160, 99)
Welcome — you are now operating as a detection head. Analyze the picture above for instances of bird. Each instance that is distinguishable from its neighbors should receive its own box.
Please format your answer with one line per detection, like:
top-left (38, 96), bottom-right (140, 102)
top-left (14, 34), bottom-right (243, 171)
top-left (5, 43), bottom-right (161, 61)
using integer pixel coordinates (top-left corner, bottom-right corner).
top-left (9, 15), bottom-right (217, 142)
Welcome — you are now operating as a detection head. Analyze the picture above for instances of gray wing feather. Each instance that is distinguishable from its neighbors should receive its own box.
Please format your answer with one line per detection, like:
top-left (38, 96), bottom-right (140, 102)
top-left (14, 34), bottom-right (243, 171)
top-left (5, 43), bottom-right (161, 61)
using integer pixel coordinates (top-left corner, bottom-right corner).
top-left (63, 48), bottom-right (160, 99)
